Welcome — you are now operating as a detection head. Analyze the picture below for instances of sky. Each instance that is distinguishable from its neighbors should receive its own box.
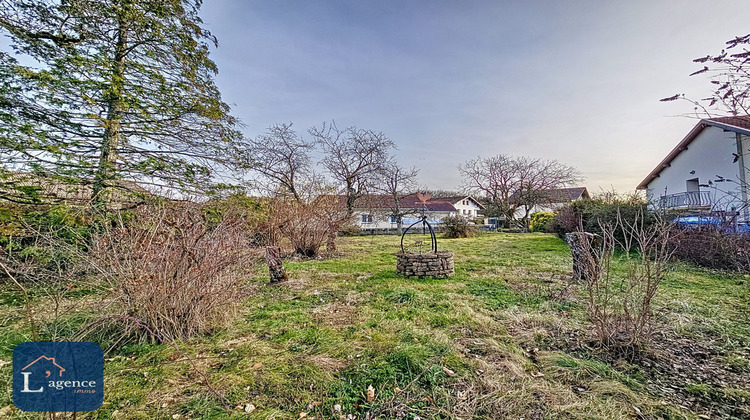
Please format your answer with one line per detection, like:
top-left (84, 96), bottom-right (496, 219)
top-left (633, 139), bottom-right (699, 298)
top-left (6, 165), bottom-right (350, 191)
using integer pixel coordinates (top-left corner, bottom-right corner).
top-left (199, 1), bottom-right (750, 194)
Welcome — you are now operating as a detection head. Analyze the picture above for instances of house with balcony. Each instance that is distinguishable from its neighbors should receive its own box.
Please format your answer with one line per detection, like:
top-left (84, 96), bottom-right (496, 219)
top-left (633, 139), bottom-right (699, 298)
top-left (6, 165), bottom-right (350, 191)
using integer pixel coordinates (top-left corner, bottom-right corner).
top-left (637, 116), bottom-right (750, 222)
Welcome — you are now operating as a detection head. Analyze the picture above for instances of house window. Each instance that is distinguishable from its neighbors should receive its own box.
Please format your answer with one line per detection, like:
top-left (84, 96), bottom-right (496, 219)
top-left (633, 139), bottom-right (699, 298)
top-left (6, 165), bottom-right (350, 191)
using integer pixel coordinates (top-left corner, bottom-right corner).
top-left (361, 214), bottom-right (372, 224)
top-left (390, 215), bottom-right (397, 223)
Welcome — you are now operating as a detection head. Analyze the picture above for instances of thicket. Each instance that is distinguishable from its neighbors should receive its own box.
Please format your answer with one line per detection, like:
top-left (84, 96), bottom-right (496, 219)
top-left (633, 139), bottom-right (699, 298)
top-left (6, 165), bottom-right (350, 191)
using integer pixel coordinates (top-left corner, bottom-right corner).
top-left (442, 216), bottom-right (476, 239)
top-left (667, 226), bottom-right (750, 272)
top-left (90, 203), bottom-right (255, 342)
top-left (1, 198), bottom-right (262, 346)
top-left (549, 194), bottom-right (655, 244)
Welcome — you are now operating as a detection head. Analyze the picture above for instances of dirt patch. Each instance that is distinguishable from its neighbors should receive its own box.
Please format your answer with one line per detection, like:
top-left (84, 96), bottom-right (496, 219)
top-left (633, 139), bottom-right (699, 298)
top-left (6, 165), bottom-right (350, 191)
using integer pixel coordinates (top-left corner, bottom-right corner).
top-left (308, 353), bottom-right (349, 371)
top-left (311, 303), bottom-right (361, 327)
top-left (504, 306), bottom-right (750, 418)
top-left (635, 333), bottom-right (750, 419)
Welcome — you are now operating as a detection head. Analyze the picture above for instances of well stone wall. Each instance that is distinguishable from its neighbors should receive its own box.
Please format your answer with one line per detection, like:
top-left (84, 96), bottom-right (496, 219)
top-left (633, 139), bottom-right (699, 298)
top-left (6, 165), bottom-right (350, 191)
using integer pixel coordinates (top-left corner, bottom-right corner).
top-left (396, 251), bottom-right (454, 278)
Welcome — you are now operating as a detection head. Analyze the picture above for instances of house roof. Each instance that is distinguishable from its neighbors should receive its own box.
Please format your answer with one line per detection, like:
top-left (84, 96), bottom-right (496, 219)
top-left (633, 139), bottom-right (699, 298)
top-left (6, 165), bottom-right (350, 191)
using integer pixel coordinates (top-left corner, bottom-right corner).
top-left (350, 193), bottom-right (460, 212)
top-left (508, 187), bottom-right (589, 204)
top-left (429, 195), bottom-right (486, 209)
top-left (637, 116), bottom-right (750, 190)
top-left (1, 171), bottom-right (151, 204)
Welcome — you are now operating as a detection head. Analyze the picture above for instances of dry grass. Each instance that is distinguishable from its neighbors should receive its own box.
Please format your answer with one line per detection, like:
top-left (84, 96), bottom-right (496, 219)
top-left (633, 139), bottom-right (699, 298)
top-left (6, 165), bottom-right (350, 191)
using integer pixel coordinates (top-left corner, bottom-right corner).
top-left (1, 233), bottom-right (748, 419)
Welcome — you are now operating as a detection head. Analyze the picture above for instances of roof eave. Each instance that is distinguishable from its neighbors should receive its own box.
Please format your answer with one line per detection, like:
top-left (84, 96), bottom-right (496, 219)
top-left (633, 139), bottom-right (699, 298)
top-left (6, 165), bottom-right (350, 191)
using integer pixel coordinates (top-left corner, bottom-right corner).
top-left (636, 121), bottom-right (708, 190)
top-left (638, 118), bottom-right (750, 190)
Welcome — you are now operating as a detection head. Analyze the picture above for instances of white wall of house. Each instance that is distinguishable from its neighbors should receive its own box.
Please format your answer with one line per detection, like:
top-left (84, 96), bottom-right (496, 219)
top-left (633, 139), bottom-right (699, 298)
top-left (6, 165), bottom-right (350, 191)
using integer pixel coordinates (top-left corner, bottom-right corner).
top-left (353, 210), bottom-right (457, 230)
top-left (451, 198), bottom-right (483, 218)
top-left (645, 126), bottom-right (746, 218)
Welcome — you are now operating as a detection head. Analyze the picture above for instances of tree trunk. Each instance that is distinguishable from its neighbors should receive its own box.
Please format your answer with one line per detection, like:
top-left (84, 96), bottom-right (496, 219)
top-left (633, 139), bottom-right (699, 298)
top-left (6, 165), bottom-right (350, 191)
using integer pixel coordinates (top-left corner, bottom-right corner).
top-left (265, 246), bottom-right (288, 284)
top-left (565, 232), bottom-right (602, 281)
top-left (93, 5), bottom-right (129, 207)
top-left (326, 229), bottom-right (337, 252)
top-left (345, 184), bottom-right (356, 216)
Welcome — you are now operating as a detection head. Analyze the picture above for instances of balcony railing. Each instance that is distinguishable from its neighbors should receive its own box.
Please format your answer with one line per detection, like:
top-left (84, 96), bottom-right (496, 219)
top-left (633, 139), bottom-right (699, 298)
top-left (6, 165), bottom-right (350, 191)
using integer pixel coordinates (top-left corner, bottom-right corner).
top-left (658, 191), bottom-right (711, 209)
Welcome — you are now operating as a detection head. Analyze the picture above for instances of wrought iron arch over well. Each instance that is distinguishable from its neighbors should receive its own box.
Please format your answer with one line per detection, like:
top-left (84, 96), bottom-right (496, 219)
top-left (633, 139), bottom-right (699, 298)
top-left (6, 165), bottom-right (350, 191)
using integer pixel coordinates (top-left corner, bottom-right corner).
top-left (400, 215), bottom-right (437, 253)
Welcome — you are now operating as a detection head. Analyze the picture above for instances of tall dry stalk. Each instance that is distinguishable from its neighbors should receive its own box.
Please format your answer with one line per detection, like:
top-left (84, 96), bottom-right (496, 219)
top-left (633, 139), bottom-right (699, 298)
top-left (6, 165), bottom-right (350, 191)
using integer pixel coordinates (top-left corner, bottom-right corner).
top-left (579, 208), bottom-right (674, 351)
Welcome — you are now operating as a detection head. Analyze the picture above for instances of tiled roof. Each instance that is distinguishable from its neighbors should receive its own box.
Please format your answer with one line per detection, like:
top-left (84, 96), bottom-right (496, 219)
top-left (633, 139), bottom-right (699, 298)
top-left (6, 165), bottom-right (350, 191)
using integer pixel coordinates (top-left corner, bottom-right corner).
top-left (637, 116), bottom-right (750, 190)
top-left (508, 187), bottom-right (589, 204)
top-left (349, 194), bottom-right (459, 212)
top-left (430, 195), bottom-right (486, 209)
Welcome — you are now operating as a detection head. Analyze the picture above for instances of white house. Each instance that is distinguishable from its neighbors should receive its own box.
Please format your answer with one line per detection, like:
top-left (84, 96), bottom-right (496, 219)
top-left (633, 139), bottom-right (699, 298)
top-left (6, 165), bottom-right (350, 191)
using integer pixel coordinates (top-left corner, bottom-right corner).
top-left (510, 187), bottom-right (590, 220)
top-left (637, 116), bottom-right (750, 222)
top-left (430, 196), bottom-right (485, 219)
top-left (350, 193), bottom-right (485, 231)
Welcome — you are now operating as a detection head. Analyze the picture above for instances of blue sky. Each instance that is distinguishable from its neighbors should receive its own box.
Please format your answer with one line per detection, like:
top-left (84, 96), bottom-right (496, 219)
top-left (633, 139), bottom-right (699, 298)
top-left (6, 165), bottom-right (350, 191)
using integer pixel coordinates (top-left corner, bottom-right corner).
top-left (200, 1), bottom-right (750, 194)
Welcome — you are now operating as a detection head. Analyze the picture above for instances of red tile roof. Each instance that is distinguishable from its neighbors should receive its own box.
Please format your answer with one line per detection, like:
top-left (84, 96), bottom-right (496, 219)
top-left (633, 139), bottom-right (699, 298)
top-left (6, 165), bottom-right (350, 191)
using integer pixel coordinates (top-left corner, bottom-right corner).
top-left (347, 194), bottom-right (461, 212)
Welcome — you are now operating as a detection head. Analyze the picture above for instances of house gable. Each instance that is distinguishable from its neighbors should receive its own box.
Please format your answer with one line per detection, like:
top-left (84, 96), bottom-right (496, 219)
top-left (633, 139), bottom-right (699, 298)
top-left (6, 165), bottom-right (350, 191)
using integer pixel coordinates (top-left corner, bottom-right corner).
top-left (637, 117), bottom-right (750, 190)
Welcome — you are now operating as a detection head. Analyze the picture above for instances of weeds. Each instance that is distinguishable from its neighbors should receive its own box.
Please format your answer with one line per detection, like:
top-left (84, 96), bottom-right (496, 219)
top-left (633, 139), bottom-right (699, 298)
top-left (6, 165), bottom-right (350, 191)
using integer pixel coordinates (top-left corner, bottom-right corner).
top-left (89, 203), bottom-right (255, 343)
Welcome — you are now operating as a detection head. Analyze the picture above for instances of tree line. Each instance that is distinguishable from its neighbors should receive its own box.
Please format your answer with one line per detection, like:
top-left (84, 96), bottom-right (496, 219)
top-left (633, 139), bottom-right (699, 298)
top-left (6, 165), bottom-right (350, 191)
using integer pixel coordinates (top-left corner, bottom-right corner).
top-left (0, 0), bottom-right (584, 232)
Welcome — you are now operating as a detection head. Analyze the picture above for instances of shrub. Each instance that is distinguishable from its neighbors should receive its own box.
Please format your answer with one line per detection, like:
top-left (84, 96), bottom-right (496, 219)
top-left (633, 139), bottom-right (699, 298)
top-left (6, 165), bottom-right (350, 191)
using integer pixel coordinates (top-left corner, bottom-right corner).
top-left (338, 224), bottom-right (362, 237)
top-left (668, 226), bottom-right (750, 271)
top-left (0, 204), bottom-right (90, 284)
top-left (90, 204), bottom-right (254, 342)
top-left (442, 216), bottom-right (476, 239)
top-left (549, 193), bottom-right (657, 245)
top-left (574, 209), bottom-right (675, 351)
top-left (529, 211), bottom-right (555, 232)
top-left (266, 194), bottom-right (351, 257)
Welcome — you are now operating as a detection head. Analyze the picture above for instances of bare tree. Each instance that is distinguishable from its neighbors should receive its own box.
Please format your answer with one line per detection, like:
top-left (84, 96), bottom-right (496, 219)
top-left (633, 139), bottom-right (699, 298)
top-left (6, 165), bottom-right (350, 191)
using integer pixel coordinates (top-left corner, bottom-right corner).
top-left (459, 154), bottom-right (517, 220)
top-left (309, 121), bottom-right (395, 215)
top-left (511, 157), bottom-right (584, 225)
top-left (249, 123), bottom-right (314, 201)
top-left (661, 34), bottom-right (750, 117)
top-left (374, 162), bottom-right (420, 235)
top-left (459, 154), bottom-right (582, 226)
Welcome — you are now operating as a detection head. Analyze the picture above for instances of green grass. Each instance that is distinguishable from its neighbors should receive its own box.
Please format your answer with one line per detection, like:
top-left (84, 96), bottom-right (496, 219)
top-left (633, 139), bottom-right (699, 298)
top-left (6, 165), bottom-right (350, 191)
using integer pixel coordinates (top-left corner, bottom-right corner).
top-left (1, 232), bottom-right (748, 419)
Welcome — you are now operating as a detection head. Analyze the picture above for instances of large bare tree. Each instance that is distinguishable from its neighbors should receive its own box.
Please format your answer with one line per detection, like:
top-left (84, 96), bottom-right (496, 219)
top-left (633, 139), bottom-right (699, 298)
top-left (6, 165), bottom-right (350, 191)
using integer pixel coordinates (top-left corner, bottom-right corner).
top-left (249, 123), bottom-right (314, 201)
top-left (459, 154), bottom-right (582, 226)
top-left (309, 121), bottom-right (395, 215)
top-left (373, 162), bottom-right (420, 235)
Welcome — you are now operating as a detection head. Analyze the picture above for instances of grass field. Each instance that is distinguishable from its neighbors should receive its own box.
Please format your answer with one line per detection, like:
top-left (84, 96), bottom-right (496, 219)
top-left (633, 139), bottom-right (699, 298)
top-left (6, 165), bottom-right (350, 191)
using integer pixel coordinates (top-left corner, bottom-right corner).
top-left (1, 232), bottom-right (749, 419)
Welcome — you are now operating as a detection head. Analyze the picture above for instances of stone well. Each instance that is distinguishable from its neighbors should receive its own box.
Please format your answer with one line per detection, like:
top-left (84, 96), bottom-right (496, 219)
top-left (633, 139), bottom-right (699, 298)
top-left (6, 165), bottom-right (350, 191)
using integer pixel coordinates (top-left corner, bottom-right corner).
top-left (396, 251), bottom-right (454, 278)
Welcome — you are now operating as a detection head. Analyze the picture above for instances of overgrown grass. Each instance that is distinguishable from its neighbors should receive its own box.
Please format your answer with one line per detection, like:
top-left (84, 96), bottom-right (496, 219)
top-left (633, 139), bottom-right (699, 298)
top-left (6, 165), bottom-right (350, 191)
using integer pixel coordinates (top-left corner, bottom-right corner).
top-left (1, 232), bottom-right (748, 418)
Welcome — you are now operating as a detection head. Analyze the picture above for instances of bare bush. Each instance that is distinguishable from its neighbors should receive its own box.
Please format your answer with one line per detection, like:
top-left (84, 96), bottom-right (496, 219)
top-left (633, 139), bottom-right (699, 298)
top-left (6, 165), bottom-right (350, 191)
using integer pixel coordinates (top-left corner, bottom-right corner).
top-left (90, 204), bottom-right (254, 342)
top-left (577, 209), bottom-right (674, 351)
top-left (442, 216), bottom-right (476, 239)
top-left (668, 226), bottom-right (750, 271)
top-left (267, 193), bottom-right (350, 257)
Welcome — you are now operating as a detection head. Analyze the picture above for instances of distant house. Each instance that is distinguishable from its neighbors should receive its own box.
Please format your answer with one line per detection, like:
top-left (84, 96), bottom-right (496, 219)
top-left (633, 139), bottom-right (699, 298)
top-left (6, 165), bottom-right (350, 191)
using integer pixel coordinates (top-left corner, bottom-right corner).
top-left (350, 193), bottom-right (485, 232)
top-left (511, 187), bottom-right (590, 220)
top-left (0, 171), bottom-right (150, 206)
top-left (637, 116), bottom-right (750, 222)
